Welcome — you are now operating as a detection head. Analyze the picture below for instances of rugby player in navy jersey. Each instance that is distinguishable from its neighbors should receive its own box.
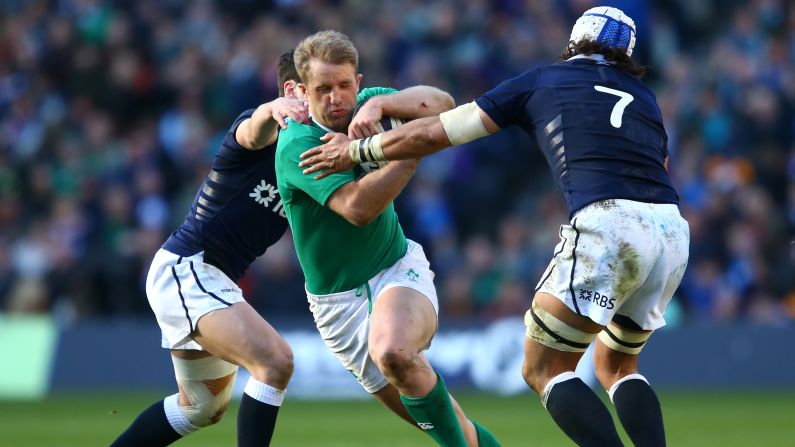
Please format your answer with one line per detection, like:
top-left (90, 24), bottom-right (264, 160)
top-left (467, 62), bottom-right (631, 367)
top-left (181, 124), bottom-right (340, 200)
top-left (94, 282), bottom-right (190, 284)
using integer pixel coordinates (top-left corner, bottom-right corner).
top-left (110, 51), bottom-right (308, 447)
top-left (300, 7), bottom-right (690, 447)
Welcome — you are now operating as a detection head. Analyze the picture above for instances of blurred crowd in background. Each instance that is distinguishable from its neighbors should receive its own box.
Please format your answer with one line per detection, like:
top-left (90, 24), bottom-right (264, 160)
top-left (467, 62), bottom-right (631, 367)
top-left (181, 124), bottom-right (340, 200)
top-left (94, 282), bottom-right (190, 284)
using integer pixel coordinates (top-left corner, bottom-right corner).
top-left (0, 0), bottom-right (793, 327)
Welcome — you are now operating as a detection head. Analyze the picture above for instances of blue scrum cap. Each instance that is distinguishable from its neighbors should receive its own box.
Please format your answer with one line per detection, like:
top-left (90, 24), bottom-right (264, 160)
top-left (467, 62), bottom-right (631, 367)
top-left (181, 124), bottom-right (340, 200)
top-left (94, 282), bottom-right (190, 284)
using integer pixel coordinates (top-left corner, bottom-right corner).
top-left (569, 6), bottom-right (636, 56)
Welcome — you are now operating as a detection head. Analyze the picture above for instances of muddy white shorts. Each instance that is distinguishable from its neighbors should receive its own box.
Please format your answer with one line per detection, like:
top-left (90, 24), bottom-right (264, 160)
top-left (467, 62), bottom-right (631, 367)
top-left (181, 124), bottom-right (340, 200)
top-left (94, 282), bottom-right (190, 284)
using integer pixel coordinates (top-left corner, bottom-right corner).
top-left (306, 240), bottom-right (438, 393)
top-left (146, 248), bottom-right (245, 350)
top-left (535, 199), bottom-right (690, 330)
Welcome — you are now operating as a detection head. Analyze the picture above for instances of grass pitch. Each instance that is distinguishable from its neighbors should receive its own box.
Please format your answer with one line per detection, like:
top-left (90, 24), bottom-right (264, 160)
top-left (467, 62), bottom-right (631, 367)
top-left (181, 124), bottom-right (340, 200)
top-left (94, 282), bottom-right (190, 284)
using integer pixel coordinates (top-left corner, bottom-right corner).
top-left (1, 390), bottom-right (793, 446)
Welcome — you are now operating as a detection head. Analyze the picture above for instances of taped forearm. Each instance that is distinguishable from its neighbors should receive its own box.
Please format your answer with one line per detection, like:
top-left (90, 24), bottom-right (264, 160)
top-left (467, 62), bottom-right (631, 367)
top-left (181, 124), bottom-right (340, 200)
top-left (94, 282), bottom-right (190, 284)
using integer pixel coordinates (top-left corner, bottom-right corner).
top-left (348, 116), bottom-right (450, 163)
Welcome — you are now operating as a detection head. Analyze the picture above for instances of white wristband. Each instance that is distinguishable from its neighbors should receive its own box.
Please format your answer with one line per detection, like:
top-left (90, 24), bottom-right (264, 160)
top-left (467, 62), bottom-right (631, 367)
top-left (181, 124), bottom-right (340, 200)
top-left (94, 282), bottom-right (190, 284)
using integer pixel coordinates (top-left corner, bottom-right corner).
top-left (349, 139), bottom-right (363, 163)
top-left (369, 133), bottom-right (385, 161)
top-left (349, 134), bottom-right (386, 163)
top-left (439, 101), bottom-right (489, 146)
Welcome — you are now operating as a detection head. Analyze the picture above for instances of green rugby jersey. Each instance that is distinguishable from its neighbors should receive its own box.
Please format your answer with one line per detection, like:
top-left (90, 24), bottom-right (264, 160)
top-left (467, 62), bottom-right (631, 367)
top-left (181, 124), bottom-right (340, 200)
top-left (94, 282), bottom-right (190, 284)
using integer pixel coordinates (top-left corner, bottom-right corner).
top-left (276, 87), bottom-right (408, 294)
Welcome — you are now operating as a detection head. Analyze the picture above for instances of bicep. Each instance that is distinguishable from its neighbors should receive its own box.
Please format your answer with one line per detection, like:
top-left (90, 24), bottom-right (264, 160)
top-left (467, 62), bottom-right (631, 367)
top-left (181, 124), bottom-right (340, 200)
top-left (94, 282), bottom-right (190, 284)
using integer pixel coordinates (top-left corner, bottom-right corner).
top-left (235, 118), bottom-right (252, 148)
top-left (475, 69), bottom-right (537, 129)
top-left (323, 181), bottom-right (356, 217)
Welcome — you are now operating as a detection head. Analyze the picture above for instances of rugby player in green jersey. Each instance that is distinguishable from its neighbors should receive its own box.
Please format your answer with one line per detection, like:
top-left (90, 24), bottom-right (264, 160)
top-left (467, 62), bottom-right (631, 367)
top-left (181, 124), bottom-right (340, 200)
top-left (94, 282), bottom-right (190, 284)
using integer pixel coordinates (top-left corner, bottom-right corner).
top-left (275, 30), bottom-right (500, 447)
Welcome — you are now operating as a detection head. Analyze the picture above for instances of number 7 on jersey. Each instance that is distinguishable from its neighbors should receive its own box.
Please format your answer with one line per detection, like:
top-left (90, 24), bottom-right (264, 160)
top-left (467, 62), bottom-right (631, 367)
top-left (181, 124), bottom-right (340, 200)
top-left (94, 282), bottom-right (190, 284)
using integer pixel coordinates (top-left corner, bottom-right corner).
top-left (594, 85), bottom-right (634, 128)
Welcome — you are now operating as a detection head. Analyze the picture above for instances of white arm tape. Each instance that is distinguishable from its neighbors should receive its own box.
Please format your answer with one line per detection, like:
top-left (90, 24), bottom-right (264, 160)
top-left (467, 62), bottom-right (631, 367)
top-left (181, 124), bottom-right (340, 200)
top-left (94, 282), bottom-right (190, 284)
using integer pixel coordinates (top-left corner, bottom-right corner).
top-left (348, 133), bottom-right (386, 163)
top-left (369, 133), bottom-right (385, 161)
top-left (439, 101), bottom-right (489, 146)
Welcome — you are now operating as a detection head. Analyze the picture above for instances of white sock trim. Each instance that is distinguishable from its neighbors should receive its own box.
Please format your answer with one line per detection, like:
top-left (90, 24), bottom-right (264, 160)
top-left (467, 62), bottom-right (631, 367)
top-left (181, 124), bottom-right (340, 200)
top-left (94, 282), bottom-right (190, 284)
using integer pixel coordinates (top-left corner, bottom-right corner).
top-left (608, 373), bottom-right (649, 403)
top-left (163, 393), bottom-right (198, 436)
top-left (244, 377), bottom-right (286, 407)
top-left (541, 371), bottom-right (579, 409)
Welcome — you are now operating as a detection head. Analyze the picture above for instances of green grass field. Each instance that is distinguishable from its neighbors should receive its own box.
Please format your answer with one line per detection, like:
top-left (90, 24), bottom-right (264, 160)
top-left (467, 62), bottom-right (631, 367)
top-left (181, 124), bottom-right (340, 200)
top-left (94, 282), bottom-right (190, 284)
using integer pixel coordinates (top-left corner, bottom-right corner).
top-left (1, 390), bottom-right (793, 446)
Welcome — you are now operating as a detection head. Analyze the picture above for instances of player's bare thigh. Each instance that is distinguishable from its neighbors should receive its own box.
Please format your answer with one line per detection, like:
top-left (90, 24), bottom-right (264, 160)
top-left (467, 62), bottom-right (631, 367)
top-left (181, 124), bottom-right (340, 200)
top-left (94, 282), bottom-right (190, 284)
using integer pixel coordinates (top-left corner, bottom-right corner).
top-left (191, 302), bottom-right (293, 388)
top-left (368, 286), bottom-right (437, 394)
top-left (369, 286), bottom-right (437, 353)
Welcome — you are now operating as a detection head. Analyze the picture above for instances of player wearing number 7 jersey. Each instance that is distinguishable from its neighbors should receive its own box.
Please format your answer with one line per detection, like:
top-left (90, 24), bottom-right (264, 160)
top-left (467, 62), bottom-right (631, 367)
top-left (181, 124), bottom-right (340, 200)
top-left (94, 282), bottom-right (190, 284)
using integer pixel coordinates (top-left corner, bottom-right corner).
top-left (300, 6), bottom-right (689, 447)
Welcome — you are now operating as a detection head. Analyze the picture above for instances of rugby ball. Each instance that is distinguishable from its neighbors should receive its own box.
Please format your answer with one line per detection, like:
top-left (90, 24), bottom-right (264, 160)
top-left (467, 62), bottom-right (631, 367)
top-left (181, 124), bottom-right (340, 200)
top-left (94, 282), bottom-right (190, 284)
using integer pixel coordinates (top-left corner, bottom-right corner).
top-left (354, 115), bottom-right (406, 176)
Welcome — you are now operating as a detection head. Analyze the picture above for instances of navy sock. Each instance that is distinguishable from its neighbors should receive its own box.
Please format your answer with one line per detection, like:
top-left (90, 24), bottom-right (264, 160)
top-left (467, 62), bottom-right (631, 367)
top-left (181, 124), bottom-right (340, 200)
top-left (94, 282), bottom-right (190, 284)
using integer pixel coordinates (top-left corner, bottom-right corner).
top-left (544, 375), bottom-right (623, 447)
top-left (237, 393), bottom-right (281, 446)
top-left (611, 377), bottom-right (665, 447)
top-left (110, 399), bottom-right (182, 447)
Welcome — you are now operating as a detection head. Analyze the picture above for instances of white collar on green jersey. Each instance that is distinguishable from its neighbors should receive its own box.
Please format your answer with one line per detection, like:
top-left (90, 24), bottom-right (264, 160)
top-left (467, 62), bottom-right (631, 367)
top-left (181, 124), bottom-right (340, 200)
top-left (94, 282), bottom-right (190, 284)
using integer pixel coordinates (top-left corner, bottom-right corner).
top-left (311, 117), bottom-right (335, 133)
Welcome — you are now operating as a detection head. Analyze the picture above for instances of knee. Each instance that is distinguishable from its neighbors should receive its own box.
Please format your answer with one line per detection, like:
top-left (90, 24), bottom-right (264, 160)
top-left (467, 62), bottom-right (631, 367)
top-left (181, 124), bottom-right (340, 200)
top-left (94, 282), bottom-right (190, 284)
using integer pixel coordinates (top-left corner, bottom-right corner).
top-left (594, 361), bottom-right (635, 391)
top-left (271, 344), bottom-right (295, 379)
top-left (593, 359), bottom-right (617, 389)
top-left (521, 353), bottom-right (582, 395)
top-left (521, 358), bottom-right (545, 394)
top-left (182, 394), bottom-right (232, 428)
top-left (172, 356), bottom-right (237, 429)
top-left (248, 344), bottom-right (294, 389)
top-left (177, 377), bottom-right (234, 428)
top-left (593, 351), bottom-right (640, 390)
top-left (275, 348), bottom-right (295, 382)
top-left (370, 345), bottom-right (417, 383)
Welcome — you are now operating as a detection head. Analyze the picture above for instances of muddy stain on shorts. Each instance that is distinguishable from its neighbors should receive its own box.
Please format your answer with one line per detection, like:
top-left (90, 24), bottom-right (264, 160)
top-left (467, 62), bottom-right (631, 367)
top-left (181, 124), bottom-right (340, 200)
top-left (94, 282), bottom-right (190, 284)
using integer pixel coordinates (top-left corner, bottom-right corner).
top-left (594, 199), bottom-right (619, 211)
top-left (614, 242), bottom-right (640, 301)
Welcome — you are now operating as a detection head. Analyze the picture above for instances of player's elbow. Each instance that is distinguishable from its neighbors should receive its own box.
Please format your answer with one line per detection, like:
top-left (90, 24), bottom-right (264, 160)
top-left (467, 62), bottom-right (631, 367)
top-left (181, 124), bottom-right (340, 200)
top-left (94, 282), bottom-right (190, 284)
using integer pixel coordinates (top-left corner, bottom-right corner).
top-left (339, 197), bottom-right (383, 226)
top-left (344, 207), bottom-right (377, 227)
top-left (428, 92), bottom-right (455, 114)
top-left (326, 184), bottom-right (383, 226)
top-left (437, 91), bottom-right (455, 112)
top-left (418, 88), bottom-right (455, 115)
top-left (241, 132), bottom-right (274, 150)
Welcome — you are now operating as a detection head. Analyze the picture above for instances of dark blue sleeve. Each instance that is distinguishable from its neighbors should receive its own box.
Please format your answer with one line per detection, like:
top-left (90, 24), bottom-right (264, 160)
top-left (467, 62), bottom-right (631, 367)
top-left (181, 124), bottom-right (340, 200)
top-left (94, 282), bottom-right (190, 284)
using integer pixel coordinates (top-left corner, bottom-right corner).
top-left (474, 68), bottom-right (540, 129)
top-left (223, 109), bottom-right (257, 151)
top-left (652, 99), bottom-right (669, 159)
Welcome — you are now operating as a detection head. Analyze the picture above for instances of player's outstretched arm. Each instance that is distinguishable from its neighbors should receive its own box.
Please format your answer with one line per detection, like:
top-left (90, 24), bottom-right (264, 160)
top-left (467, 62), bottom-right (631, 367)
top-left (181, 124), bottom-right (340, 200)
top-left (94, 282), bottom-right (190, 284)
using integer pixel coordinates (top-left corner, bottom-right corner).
top-left (324, 157), bottom-right (420, 227)
top-left (348, 86), bottom-right (454, 139)
top-left (236, 98), bottom-right (308, 150)
top-left (300, 102), bottom-right (500, 179)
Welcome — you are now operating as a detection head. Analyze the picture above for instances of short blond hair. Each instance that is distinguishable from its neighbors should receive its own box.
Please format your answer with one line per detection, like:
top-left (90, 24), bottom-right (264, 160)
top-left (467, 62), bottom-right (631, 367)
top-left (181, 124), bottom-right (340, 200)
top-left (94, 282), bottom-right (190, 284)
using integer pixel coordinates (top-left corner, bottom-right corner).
top-left (294, 30), bottom-right (358, 83)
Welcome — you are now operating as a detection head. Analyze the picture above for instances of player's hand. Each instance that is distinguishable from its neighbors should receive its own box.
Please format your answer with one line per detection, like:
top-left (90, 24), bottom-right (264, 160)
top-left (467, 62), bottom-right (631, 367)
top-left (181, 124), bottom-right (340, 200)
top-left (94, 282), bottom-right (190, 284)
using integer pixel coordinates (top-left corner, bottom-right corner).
top-left (348, 99), bottom-right (382, 139)
top-left (269, 97), bottom-right (309, 129)
top-left (299, 133), bottom-right (355, 179)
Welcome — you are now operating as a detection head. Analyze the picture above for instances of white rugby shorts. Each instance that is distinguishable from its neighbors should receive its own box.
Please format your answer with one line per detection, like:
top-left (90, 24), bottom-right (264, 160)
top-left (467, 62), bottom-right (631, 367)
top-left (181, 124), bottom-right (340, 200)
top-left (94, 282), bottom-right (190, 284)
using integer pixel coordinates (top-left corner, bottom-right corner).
top-left (306, 240), bottom-right (439, 393)
top-left (535, 199), bottom-right (690, 330)
top-left (146, 248), bottom-right (245, 350)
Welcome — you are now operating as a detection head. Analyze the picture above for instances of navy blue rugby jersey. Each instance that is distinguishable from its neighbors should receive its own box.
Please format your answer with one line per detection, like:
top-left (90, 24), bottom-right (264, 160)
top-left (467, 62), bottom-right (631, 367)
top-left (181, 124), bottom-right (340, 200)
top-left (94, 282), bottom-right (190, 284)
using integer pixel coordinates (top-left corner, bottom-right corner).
top-left (163, 109), bottom-right (288, 281)
top-left (475, 57), bottom-right (679, 218)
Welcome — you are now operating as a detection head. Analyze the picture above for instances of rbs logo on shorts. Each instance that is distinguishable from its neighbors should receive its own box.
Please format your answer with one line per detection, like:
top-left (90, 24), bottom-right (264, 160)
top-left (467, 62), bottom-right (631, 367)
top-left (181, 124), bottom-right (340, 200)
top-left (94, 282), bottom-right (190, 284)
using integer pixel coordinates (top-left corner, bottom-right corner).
top-left (578, 289), bottom-right (616, 309)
